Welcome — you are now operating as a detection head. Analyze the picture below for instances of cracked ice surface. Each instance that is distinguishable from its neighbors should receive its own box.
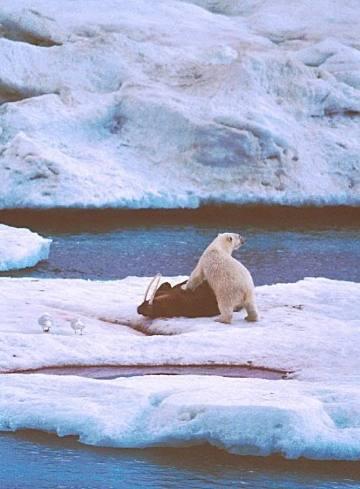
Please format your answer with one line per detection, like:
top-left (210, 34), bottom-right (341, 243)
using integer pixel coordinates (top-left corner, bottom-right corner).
top-left (0, 0), bottom-right (359, 208)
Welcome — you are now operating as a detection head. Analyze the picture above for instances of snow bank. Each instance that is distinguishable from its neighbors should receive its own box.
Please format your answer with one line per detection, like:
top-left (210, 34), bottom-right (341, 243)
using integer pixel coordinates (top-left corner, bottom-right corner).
top-left (0, 0), bottom-right (359, 208)
top-left (0, 224), bottom-right (51, 271)
top-left (0, 275), bottom-right (359, 460)
top-left (0, 374), bottom-right (359, 460)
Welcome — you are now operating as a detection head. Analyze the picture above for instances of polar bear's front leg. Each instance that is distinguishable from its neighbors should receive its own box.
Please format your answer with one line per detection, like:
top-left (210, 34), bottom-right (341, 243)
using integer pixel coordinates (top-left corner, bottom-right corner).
top-left (185, 264), bottom-right (204, 291)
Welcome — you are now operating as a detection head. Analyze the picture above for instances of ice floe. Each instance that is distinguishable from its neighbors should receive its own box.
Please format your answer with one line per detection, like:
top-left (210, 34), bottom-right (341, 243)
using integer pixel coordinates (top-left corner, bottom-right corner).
top-left (0, 275), bottom-right (359, 459)
top-left (0, 373), bottom-right (359, 460)
top-left (0, 276), bottom-right (359, 381)
top-left (0, 0), bottom-right (359, 208)
top-left (0, 224), bottom-right (51, 271)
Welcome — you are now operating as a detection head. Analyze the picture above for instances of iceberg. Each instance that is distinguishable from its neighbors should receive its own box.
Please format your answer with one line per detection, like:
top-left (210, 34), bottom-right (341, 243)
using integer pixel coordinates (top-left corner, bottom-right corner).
top-left (0, 0), bottom-right (359, 209)
top-left (0, 224), bottom-right (51, 271)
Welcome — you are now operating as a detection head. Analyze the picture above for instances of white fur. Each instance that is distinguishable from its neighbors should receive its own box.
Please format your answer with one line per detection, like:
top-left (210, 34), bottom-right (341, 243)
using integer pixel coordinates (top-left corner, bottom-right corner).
top-left (186, 232), bottom-right (259, 324)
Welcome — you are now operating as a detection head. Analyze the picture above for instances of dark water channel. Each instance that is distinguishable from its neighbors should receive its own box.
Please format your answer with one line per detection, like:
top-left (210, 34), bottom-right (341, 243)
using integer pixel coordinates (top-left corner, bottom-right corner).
top-left (1, 207), bottom-right (359, 284)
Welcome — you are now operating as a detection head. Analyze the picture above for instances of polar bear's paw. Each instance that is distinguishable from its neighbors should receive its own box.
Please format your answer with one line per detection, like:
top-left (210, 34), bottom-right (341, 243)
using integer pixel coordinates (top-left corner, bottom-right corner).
top-left (245, 314), bottom-right (259, 322)
top-left (215, 315), bottom-right (232, 324)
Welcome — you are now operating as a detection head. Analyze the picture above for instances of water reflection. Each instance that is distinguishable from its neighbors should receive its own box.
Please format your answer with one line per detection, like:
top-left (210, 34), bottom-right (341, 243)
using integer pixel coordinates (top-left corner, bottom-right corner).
top-left (1, 431), bottom-right (359, 489)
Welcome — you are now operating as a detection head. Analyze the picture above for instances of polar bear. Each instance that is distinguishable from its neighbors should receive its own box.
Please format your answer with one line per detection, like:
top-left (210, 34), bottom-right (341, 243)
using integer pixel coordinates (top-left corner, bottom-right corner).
top-left (185, 232), bottom-right (259, 324)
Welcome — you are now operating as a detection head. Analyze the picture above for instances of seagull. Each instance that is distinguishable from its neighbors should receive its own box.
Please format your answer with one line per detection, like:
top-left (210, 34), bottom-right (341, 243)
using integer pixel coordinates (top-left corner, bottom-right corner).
top-left (70, 318), bottom-right (85, 335)
top-left (38, 313), bottom-right (53, 333)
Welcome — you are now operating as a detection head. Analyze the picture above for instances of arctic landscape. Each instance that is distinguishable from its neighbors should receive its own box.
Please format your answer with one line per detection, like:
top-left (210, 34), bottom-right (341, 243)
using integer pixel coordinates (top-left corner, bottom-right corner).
top-left (0, 0), bottom-right (359, 488)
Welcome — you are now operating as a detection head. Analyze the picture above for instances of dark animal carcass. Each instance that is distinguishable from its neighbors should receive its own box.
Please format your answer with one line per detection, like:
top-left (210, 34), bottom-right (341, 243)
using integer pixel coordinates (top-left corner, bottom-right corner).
top-left (137, 276), bottom-right (220, 319)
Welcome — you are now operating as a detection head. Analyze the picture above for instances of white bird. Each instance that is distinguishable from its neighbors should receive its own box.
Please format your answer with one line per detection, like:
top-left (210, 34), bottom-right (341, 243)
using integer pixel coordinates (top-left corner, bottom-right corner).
top-left (70, 318), bottom-right (85, 335)
top-left (38, 313), bottom-right (53, 333)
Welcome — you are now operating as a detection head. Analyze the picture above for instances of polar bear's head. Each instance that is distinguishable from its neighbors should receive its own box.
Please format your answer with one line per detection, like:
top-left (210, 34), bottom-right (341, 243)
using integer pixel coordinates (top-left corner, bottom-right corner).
top-left (217, 232), bottom-right (245, 253)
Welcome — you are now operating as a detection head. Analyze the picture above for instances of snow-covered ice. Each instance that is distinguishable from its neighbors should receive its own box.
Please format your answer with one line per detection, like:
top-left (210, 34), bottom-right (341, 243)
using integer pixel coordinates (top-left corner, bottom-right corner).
top-left (0, 275), bottom-right (359, 460)
top-left (0, 276), bottom-right (359, 381)
top-left (0, 224), bottom-right (51, 271)
top-left (1, 374), bottom-right (359, 460)
top-left (0, 0), bottom-right (359, 208)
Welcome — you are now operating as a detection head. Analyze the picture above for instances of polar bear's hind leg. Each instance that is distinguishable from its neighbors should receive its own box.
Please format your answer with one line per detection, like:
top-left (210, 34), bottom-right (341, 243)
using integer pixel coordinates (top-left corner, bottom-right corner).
top-left (244, 300), bottom-right (259, 322)
top-left (215, 297), bottom-right (233, 324)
